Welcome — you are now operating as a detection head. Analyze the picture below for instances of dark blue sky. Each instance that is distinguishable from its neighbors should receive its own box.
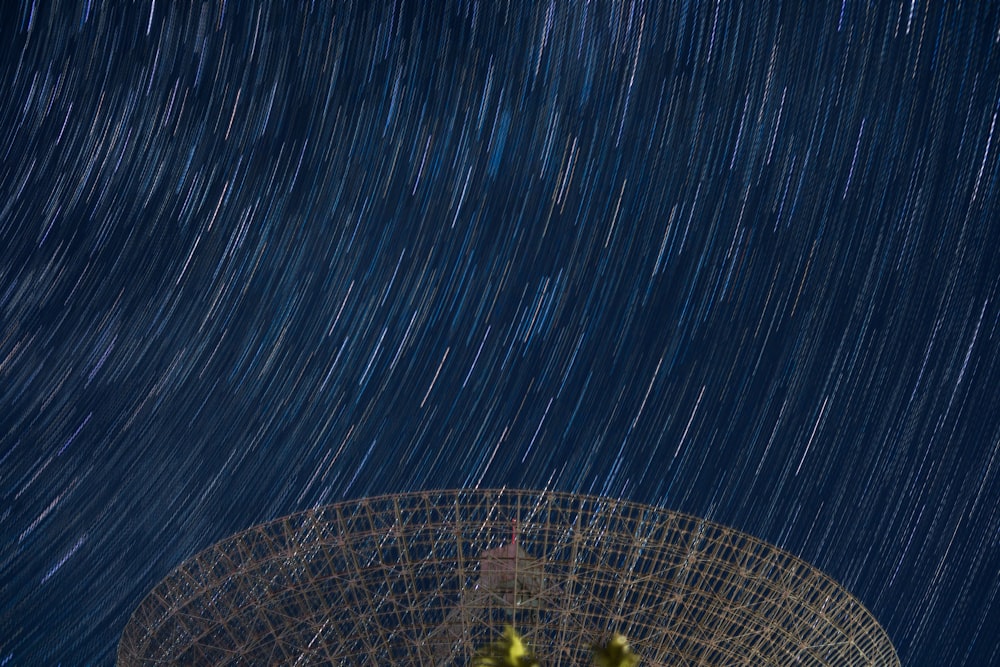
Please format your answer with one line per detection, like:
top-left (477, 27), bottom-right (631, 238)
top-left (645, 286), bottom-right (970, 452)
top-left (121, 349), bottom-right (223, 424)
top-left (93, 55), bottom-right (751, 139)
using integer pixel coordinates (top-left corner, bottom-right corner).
top-left (2, 1), bottom-right (999, 664)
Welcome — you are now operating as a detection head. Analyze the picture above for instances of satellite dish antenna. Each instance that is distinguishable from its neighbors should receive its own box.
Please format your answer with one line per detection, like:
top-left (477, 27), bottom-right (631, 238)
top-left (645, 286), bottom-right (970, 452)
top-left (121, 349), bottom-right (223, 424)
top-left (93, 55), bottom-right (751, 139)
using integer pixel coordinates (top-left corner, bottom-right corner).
top-left (119, 489), bottom-right (898, 665)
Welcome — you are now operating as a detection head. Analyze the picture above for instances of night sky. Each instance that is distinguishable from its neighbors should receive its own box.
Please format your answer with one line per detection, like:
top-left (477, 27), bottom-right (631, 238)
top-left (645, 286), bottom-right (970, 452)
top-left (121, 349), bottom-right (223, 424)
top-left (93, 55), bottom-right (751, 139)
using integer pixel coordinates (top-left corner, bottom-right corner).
top-left (2, 1), bottom-right (999, 664)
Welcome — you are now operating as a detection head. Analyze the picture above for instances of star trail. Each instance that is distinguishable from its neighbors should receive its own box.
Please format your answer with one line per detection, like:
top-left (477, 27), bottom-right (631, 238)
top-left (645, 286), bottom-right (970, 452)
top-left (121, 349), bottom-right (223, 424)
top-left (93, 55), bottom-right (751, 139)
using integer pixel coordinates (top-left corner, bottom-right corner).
top-left (2, 1), bottom-right (1000, 664)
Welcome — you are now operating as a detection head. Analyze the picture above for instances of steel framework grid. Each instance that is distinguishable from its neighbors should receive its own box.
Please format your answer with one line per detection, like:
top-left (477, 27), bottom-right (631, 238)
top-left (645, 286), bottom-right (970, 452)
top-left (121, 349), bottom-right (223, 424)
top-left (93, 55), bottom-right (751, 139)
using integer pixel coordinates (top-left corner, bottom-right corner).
top-left (118, 488), bottom-right (899, 666)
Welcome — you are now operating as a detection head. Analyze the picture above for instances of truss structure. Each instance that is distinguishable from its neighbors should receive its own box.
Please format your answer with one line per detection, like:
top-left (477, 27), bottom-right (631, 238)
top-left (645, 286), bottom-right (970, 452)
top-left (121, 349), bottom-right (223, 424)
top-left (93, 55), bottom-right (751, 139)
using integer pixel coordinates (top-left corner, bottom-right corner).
top-left (118, 489), bottom-right (898, 665)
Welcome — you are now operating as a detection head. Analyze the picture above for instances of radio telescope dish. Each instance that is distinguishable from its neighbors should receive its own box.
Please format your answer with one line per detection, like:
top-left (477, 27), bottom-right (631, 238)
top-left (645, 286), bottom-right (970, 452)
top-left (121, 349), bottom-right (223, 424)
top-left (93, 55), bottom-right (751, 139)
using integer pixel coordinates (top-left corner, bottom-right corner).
top-left (118, 489), bottom-right (898, 665)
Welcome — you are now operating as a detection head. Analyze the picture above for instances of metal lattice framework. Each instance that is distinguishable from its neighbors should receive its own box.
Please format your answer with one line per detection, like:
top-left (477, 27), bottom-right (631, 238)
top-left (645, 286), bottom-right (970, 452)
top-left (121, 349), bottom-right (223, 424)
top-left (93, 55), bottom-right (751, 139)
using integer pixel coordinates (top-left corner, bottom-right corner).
top-left (118, 489), bottom-right (898, 665)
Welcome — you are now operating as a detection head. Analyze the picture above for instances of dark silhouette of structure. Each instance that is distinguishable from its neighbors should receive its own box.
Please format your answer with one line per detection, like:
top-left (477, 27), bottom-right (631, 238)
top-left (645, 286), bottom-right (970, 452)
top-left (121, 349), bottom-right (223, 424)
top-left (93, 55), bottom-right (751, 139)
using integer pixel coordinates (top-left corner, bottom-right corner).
top-left (118, 489), bottom-right (899, 665)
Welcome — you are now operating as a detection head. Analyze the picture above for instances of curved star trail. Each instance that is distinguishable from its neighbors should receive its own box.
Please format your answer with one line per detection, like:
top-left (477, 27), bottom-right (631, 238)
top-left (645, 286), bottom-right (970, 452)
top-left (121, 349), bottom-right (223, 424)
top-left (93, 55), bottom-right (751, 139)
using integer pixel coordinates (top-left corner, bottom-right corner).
top-left (2, 1), bottom-right (999, 664)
